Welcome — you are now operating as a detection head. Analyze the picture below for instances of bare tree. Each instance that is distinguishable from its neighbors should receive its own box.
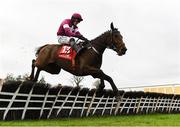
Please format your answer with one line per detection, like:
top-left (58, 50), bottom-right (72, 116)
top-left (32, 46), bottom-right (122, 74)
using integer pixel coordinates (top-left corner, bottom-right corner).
top-left (4, 73), bottom-right (46, 83)
top-left (38, 76), bottom-right (46, 84)
top-left (4, 73), bottom-right (16, 82)
top-left (70, 75), bottom-right (84, 87)
top-left (0, 78), bottom-right (4, 91)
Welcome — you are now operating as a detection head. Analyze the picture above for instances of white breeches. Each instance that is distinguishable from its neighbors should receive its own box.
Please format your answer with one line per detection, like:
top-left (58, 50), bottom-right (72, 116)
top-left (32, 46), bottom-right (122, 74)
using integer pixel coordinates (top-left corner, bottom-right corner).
top-left (57, 36), bottom-right (81, 45)
top-left (57, 36), bottom-right (70, 45)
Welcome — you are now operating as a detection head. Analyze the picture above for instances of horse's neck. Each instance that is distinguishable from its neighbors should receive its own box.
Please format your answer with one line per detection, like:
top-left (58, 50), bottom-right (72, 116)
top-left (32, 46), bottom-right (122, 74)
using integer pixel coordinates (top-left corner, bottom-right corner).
top-left (91, 31), bottom-right (111, 55)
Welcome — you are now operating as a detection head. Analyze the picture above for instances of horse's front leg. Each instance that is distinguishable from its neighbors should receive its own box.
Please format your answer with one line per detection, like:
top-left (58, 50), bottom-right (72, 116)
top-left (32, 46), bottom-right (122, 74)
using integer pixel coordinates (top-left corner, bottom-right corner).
top-left (82, 66), bottom-right (119, 100)
top-left (95, 71), bottom-right (121, 100)
top-left (98, 72), bottom-right (119, 95)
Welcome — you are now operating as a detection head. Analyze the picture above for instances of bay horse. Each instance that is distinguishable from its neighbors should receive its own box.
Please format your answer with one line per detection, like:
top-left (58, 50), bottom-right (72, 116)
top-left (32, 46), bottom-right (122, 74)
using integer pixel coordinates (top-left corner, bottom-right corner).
top-left (29, 23), bottom-right (127, 100)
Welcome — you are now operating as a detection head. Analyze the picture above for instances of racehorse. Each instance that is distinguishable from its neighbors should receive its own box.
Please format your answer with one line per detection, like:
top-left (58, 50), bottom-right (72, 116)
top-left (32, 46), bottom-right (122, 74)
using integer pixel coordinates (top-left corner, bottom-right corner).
top-left (29, 23), bottom-right (127, 100)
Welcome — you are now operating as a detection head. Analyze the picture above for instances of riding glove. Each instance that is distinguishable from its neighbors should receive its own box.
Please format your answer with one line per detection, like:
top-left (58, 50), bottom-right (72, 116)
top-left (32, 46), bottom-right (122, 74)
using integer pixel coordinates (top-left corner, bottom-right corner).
top-left (79, 35), bottom-right (89, 42)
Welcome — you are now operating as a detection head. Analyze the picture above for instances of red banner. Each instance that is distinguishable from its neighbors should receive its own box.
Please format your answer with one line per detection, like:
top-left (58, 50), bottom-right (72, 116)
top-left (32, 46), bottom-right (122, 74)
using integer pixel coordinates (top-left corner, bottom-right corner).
top-left (57, 45), bottom-right (76, 61)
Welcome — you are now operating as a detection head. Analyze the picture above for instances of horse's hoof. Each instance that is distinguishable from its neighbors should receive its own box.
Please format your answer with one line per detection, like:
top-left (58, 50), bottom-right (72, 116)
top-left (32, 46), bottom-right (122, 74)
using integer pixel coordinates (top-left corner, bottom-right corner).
top-left (26, 77), bottom-right (32, 81)
top-left (115, 95), bottom-right (121, 101)
top-left (26, 77), bottom-right (37, 82)
top-left (115, 91), bottom-right (121, 101)
top-left (97, 86), bottom-right (105, 93)
top-left (32, 79), bottom-right (37, 82)
top-left (96, 89), bottom-right (104, 96)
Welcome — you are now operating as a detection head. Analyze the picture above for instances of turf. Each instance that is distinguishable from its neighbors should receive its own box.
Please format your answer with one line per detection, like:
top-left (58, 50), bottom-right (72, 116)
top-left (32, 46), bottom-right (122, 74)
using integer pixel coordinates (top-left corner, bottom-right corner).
top-left (0, 114), bottom-right (180, 126)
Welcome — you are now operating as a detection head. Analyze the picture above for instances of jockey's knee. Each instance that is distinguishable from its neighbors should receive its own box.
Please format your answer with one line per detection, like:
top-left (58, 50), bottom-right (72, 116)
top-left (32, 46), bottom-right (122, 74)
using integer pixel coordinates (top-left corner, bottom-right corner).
top-left (57, 36), bottom-right (70, 44)
top-left (69, 38), bottom-right (75, 46)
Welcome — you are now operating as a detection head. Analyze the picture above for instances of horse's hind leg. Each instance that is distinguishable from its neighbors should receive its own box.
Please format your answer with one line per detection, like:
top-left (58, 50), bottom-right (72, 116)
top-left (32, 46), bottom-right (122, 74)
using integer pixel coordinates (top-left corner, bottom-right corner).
top-left (33, 68), bottom-right (41, 82)
top-left (33, 64), bottom-right (60, 82)
top-left (29, 59), bottom-right (36, 81)
top-left (43, 63), bottom-right (61, 74)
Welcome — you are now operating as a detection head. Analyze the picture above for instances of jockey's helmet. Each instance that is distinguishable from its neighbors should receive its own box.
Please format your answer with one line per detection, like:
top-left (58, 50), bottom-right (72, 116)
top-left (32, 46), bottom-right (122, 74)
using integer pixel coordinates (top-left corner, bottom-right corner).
top-left (71, 13), bottom-right (83, 23)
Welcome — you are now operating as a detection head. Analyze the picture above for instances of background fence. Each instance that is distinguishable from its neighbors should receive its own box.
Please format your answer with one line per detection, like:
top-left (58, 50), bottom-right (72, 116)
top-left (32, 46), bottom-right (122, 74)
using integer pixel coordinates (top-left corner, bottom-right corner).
top-left (0, 81), bottom-right (180, 120)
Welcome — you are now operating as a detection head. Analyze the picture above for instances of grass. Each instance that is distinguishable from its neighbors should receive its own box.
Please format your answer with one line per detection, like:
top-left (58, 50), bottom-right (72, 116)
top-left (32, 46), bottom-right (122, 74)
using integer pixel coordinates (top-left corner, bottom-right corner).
top-left (0, 113), bottom-right (180, 126)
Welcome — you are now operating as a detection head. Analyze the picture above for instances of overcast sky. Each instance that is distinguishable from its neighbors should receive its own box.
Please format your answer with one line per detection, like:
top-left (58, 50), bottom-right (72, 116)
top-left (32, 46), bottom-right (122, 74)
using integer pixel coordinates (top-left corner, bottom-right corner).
top-left (0, 0), bottom-right (180, 89)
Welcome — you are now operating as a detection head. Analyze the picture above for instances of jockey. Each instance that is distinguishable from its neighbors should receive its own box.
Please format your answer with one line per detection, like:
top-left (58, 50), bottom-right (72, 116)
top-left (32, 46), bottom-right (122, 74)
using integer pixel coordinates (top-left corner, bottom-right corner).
top-left (57, 13), bottom-right (89, 52)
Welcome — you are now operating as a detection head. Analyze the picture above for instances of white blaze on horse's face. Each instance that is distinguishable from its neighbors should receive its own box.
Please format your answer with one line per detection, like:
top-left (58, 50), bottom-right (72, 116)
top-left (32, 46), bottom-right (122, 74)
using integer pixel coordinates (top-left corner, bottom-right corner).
top-left (111, 31), bottom-right (127, 56)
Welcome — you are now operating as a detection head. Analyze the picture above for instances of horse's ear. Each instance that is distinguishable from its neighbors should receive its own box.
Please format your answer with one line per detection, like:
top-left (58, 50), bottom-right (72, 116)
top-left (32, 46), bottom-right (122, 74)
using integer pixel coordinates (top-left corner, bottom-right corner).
top-left (110, 22), bottom-right (115, 30)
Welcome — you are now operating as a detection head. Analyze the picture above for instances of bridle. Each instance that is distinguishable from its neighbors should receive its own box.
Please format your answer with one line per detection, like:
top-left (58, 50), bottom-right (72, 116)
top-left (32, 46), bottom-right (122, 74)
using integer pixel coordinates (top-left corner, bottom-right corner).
top-left (90, 30), bottom-right (118, 55)
top-left (108, 30), bottom-right (118, 51)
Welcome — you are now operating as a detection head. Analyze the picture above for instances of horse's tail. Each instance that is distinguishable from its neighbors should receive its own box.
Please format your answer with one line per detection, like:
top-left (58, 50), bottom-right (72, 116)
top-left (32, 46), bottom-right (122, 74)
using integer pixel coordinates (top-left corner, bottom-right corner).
top-left (35, 44), bottom-right (48, 57)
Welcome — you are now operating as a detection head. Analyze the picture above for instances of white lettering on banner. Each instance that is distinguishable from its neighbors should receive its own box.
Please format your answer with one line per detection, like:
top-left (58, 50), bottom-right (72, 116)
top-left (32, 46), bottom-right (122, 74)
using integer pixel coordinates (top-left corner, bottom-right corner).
top-left (62, 46), bottom-right (71, 54)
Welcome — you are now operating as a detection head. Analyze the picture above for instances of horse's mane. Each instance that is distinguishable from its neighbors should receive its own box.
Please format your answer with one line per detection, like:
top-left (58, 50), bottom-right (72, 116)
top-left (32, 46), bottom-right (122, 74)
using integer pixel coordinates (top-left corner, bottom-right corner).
top-left (91, 30), bottom-right (111, 42)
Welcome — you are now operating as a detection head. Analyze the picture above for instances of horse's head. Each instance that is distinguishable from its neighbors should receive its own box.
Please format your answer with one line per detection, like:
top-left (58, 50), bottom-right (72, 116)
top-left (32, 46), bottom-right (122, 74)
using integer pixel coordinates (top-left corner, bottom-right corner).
top-left (108, 23), bottom-right (127, 56)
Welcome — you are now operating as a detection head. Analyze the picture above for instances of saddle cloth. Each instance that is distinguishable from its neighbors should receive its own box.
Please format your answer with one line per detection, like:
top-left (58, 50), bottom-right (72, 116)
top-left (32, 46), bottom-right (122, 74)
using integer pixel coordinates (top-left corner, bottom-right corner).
top-left (57, 44), bottom-right (76, 61)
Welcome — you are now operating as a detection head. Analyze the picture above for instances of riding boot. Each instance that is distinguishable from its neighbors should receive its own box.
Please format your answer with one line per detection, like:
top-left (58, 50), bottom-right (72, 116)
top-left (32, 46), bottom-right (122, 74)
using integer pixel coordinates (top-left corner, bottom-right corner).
top-left (69, 38), bottom-right (81, 53)
top-left (69, 38), bottom-right (77, 69)
top-left (72, 44), bottom-right (81, 53)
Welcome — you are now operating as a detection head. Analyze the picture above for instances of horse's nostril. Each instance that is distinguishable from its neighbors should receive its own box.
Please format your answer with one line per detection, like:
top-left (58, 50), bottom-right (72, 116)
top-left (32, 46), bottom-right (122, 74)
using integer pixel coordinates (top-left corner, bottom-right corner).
top-left (122, 48), bottom-right (127, 54)
top-left (125, 48), bottom-right (127, 52)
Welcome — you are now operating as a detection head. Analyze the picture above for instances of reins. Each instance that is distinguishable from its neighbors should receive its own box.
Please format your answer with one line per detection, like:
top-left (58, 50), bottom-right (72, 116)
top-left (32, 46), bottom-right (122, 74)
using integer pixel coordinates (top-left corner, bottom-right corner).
top-left (89, 30), bottom-right (116, 55)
